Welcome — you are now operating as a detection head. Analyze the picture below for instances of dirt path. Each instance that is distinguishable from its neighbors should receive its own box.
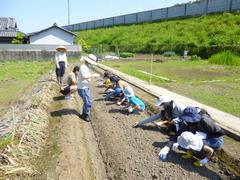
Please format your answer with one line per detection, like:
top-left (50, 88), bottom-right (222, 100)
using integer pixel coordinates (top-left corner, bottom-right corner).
top-left (34, 87), bottom-right (107, 180)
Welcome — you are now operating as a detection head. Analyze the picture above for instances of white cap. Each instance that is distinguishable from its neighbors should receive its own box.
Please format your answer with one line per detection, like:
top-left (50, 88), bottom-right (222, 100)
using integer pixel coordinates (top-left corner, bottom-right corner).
top-left (123, 87), bottom-right (135, 98)
top-left (155, 95), bottom-right (171, 106)
top-left (177, 131), bottom-right (203, 152)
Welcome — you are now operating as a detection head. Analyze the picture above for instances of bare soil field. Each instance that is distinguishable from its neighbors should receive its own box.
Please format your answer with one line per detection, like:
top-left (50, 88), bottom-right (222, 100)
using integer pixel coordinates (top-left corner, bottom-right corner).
top-left (1, 65), bottom-right (239, 179)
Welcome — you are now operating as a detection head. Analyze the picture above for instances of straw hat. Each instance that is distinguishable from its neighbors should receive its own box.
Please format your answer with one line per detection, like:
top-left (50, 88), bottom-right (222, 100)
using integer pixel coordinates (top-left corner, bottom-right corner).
top-left (177, 131), bottom-right (203, 151)
top-left (81, 54), bottom-right (97, 65)
top-left (56, 45), bottom-right (67, 52)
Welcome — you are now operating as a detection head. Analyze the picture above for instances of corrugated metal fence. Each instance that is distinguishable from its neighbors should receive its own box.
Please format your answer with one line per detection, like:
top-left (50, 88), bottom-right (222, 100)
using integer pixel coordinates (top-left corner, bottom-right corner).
top-left (63, 0), bottom-right (240, 31)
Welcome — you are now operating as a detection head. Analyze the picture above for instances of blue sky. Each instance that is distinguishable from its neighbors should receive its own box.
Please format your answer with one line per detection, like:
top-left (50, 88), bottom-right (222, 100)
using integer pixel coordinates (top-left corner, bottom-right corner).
top-left (1, 0), bottom-right (190, 33)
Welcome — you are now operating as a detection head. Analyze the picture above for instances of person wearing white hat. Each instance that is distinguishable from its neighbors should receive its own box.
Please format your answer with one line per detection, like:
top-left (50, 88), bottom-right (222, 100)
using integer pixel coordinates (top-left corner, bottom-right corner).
top-left (54, 46), bottom-right (68, 85)
top-left (120, 87), bottom-right (145, 114)
top-left (159, 131), bottom-right (214, 167)
top-left (77, 54), bottom-right (99, 121)
top-left (133, 96), bottom-right (186, 131)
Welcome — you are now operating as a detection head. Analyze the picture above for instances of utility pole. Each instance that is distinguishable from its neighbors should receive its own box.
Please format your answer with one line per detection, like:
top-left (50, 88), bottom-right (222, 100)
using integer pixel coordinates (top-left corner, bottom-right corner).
top-left (67, 0), bottom-right (70, 25)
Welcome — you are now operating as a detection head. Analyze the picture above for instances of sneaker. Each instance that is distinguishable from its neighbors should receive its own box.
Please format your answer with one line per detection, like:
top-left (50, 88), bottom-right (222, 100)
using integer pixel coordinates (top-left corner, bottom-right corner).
top-left (181, 151), bottom-right (193, 159)
top-left (65, 95), bottom-right (73, 100)
top-left (81, 113), bottom-right (90, 122)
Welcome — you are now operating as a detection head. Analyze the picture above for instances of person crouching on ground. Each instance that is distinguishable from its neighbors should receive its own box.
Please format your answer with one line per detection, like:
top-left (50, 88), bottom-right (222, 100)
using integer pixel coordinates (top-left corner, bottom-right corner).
top-left (97, 71), bottom-right (113, 88)
top-left (54, 46), bottom-right (68, 85)
top-left (105, 76), bottom-right (123, 100)
top-left (116, 79), bottom-right (133, 106)
top-left (120, 87), bottom-right (145, 114)
top-left (160, 131), bottom-right (215, 167)
top-left (60, 66), bottom-right (79, 100)
top-left (133, 96), bottom-right (186, 135)
top-left (159, 106), bottom-right (224, 166)
top-left (77, 54), bottom-right (99, 122)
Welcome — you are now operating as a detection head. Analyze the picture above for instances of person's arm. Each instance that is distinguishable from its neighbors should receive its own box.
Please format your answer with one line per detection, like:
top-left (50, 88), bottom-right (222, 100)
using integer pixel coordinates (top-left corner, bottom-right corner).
top-left (195, 145), bottom-right (213, 166)
top-left (117, 97), bottom-right (126, 105)
top-left (54, 53), bottom-right (59, 68)
top-left (64, 53), bottom-right (68, 68)
top-left (81, 65), bottom-right (99, 81)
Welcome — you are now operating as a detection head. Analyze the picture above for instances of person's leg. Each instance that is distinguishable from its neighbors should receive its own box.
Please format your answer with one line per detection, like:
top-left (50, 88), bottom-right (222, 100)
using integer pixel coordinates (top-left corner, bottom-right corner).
top-left (203, 136), bottom-right (224, 150)
top-left (70, 85), bottom-right (77, 95)
top-left (84, 88), bottom-right (93, 116)
top-left (56, 66), bottom-right (60, 84)
top-left (78, 88), bottom-right (92, 120)
top-left (137, 112), bottom-right (162, 126)
top-left (59, 62), bottom-right (65, 85)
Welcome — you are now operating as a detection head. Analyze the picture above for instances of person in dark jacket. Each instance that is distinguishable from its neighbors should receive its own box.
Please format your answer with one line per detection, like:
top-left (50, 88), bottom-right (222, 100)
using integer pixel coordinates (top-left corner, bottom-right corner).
top-left (159, 106), bottom-right (225, 166)
top-left (134, 96), bottom-right (186, 134)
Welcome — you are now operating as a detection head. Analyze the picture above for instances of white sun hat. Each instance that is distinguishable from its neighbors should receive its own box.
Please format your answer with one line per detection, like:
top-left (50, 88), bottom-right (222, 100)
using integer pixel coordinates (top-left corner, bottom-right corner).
top-left (177, 131), bottom-right (204, 152)
top-left (155, 95), bottom-right (171, 106)
top-left (123, 87), bottom-right (135, 98)
top-left (81, 54), bottom-right (97, 65)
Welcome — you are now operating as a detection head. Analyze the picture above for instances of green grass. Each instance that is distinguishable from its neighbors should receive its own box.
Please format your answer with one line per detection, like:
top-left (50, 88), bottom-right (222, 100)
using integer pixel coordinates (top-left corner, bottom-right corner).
top-left (0, 61), bottom-right (52, 117)
top-left (75, 12), bottom-right (240, 58)
top-left (209, 51), bottom-right (240, 66)
top-left (102, 60), bottom-right (240, 117)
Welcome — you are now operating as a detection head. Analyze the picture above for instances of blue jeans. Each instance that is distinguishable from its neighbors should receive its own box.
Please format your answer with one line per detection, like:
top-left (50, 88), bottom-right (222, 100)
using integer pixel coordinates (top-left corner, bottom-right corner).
top-left (78, 88), bottom-right (92, 115)
top-left (203, 136), bottom-right (224, 149)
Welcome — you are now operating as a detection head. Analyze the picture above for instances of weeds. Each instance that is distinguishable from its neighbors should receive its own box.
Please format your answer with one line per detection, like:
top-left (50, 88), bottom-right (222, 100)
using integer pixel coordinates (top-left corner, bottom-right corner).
top-left (209, 51), bottom-right (240, 66)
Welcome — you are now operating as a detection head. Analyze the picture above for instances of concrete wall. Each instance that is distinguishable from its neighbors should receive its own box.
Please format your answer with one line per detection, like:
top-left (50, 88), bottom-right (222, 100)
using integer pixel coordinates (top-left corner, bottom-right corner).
top-left (30, 27), bottom-right (74, 45)
top-left (0, 44), bottom-right (81, 60)
top-left (63, 0), bottom-right (240, 31)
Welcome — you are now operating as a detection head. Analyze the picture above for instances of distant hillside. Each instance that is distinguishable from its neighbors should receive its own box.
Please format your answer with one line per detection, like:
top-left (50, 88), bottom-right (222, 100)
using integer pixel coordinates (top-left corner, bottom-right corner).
top-left (75, 12), bottom-right (240, 58)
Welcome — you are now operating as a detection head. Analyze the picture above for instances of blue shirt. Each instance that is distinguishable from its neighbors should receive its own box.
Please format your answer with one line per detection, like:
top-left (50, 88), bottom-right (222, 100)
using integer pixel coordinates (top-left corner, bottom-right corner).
top-left (129, 96), bottom-right (145, 110)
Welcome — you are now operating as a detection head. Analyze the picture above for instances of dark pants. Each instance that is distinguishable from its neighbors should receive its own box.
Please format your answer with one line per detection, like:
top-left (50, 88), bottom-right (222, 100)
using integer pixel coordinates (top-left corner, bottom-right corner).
top-left (56, 62), bottom-right (65, 78)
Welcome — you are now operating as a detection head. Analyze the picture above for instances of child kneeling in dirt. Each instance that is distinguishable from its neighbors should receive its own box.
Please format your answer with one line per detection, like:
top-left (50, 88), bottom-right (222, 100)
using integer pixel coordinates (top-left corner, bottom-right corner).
top-left (120, 87), bottom-right (145, 114)
top-left (60, 66), bottom-right (79, 100)
top-left (159, 107), bottom-right (224, 166)
top-left (160, 131), bottom-right (215, 167)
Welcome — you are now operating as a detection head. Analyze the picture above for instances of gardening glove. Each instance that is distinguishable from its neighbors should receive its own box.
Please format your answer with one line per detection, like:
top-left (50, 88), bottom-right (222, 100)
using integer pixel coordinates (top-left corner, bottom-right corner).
top-left (128, 107), bottom-right (133, 113)
top-left (159, 146), bottom-right (170, 160)
top-left (172, 143), bottom-right (179, 152)
top-left (194, 157), bottom-right (209, 167)
top-left (116, 101), bottom-right (122, 106)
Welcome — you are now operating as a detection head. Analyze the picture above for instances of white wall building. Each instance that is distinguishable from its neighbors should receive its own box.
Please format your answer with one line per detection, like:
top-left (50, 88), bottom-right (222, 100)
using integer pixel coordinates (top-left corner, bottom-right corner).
top-left (28, 23), bottom-right (76, 45)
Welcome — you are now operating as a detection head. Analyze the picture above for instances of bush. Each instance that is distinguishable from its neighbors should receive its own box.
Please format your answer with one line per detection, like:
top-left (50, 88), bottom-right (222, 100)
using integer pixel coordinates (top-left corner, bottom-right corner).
top-left (12, 33), bottom-right (24, 44)
top-left (209, 51), bottom-right (240, 66)
top-left (119, 52), bottom-right (135, 58)
top-left (74, 37), bottom-right (91, 52)
top-left (163, 51), bottom-right (176, 57)
top-left (190, 55), bottom-right (201, 61)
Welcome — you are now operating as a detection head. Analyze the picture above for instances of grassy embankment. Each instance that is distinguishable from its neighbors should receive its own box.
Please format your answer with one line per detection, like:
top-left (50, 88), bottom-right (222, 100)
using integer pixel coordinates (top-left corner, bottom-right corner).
top-left (0, 61), bottom-right (52, 117)
top-left (103, 60), bottom-right (240, 117)
top-left (75, 12), bottom-right (240, 58)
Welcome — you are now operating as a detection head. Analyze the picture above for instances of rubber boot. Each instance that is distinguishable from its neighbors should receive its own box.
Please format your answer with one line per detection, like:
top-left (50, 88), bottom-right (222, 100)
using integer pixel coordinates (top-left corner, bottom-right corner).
top-left (182, 150), bottom-right (193, 159)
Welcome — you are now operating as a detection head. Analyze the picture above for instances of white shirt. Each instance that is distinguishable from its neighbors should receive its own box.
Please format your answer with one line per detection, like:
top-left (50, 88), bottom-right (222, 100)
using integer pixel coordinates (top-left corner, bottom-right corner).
top-left (54, 51), bottom-right (68, 68)
top-left (77, 64), bottom-right (92, 89)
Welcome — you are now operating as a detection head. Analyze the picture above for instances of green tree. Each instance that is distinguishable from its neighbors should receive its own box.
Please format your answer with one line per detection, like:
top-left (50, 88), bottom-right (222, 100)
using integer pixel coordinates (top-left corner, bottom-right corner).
top-left (12, 33), bottom-right (24, 44)
top-left (74, 36), bottom-right (91, 52)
